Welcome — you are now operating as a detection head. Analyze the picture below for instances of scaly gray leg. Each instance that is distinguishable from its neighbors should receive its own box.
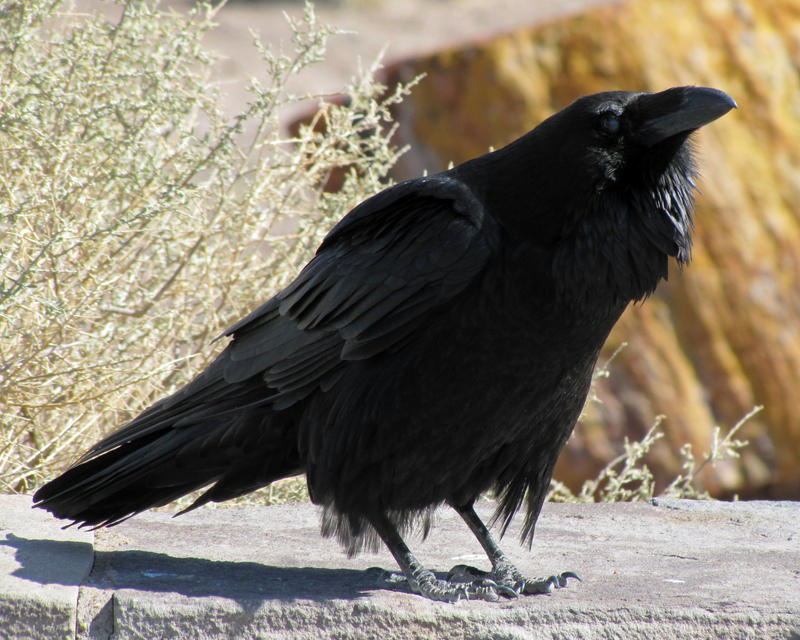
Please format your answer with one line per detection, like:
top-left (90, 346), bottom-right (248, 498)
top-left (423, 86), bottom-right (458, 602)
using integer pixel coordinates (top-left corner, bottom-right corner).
top-left (369, 510), bottom-right (502, 602)
top-left (449, 501), bottom-right (580, 597)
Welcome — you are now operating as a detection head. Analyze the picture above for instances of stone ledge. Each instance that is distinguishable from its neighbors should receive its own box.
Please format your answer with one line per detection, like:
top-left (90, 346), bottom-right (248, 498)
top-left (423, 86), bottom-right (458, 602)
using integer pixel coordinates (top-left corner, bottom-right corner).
top-left (1, 494), bottom-right (798, 639)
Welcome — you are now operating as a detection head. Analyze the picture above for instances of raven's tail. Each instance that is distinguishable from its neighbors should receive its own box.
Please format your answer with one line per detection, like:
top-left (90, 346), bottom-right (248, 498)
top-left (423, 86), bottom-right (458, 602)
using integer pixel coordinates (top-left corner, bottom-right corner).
top-left (33, 361), bottom-right (301, 528)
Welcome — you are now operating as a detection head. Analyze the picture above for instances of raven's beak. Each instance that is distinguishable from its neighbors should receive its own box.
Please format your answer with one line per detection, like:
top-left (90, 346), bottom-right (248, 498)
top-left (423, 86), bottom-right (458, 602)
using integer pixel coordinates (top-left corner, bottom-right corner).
top-left (636, 86), bottom-right (737, 147)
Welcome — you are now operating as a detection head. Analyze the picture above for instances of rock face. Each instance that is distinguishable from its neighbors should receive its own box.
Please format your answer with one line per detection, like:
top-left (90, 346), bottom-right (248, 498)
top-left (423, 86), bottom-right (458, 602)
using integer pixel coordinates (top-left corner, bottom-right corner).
top-left (385, 0), bottom-right (800, 498)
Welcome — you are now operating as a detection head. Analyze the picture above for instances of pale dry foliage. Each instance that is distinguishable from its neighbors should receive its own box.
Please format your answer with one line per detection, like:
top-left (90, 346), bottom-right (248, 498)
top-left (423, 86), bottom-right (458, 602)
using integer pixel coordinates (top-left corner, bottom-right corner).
top-left (548, 406), bottom-right (761, 503)
top-left (546, 343), bottom-right (759, 503)
top-left (0, 0), bottom-right (414, 503)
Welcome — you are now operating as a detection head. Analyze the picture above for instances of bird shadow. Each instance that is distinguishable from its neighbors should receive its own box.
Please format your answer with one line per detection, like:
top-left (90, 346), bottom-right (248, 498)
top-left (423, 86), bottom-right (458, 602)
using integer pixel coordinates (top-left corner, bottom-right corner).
top-left (1, 532), bottom-right (382, 605)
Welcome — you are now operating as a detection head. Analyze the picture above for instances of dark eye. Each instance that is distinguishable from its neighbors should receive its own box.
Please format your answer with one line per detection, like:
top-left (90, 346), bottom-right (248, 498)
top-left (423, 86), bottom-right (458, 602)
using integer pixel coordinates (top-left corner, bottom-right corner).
top-left (599, 113), bottom-right (620, 135)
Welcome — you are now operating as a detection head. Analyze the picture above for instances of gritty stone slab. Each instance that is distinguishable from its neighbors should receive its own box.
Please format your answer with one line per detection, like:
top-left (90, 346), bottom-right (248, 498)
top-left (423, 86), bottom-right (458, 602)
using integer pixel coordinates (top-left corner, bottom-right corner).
top-left (2, 494), bottom-right (798, 639)
top-left (88, 498), bottom-right (800, 639)
top-left (0, 494), bottom-right (93, 640)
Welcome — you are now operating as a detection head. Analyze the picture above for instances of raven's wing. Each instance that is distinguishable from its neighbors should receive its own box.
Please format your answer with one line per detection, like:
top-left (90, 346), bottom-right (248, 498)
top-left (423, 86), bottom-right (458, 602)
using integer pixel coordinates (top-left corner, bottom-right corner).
top-left (221, 174), bottom-right (499, 407)
top-left (76, 174), bottom-right (499, 463)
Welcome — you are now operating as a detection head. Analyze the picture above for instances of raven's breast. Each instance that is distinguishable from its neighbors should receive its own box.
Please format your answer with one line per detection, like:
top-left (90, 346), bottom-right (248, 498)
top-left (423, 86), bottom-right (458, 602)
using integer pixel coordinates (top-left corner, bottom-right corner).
top-left (299, 261), bottom-right (626, 517)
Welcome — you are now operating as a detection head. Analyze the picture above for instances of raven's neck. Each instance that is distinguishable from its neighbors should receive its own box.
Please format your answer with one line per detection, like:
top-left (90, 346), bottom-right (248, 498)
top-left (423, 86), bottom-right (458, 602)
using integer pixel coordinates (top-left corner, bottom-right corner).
top-left (453, 132), bottom-right (695, 308)
top-left (453, 129), bottom-right (568, 243)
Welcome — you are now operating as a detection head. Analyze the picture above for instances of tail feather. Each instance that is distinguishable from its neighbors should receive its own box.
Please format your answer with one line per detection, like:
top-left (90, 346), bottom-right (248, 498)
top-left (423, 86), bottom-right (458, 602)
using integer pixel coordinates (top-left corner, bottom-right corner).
top-left (33, 360), bottom-right (303, 528)
top-left (33, 427), bottom-right (225, 527)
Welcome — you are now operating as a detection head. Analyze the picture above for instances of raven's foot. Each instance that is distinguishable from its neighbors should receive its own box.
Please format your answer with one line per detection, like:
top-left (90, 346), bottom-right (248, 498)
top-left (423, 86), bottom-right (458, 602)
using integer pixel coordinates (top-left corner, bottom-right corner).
top-left (369, 567), bottom-right (505, 602)
top-left (447, 561), bottom-right (581, 597)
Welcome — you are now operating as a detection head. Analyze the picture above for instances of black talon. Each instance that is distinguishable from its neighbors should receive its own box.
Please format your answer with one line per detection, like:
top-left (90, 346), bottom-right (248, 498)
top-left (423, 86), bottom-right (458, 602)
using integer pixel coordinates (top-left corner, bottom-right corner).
top-left (496, 584), bottom-right (520, 598)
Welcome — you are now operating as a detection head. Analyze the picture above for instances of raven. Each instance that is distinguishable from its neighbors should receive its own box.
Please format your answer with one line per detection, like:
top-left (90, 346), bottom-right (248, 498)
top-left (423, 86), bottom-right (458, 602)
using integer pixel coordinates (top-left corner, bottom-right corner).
top-left (34, 86), bottom-right (735, 602)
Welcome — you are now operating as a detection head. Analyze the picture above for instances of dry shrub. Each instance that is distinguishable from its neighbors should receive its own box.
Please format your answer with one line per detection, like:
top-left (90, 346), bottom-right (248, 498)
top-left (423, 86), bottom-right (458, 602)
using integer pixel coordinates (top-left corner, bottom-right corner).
top-left (0, 0), bottom-right (414, 501)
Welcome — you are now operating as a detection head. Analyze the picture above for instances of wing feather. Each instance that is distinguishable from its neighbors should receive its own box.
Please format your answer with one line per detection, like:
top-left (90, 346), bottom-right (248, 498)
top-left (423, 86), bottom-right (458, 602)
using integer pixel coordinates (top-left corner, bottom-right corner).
top-left (218, 174), bottom-right (498, 407)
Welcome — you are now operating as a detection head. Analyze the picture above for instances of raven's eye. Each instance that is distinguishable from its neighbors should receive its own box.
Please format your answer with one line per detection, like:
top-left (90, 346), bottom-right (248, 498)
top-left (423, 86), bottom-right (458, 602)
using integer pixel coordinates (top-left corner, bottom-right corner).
top-left (599, 113), bottom-right (620, 135)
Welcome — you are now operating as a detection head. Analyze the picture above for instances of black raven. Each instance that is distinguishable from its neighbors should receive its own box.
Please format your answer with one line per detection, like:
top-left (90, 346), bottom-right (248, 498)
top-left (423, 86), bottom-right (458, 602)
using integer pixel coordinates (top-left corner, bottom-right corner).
top-left (34, 86), bottom-right (735, 602)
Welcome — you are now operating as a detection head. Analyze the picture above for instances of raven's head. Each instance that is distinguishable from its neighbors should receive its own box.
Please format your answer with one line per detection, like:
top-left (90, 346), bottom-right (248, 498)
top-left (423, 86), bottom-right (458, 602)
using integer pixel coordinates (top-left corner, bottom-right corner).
top-left (521, 86), bottom-right (736, 303)
top-left (563, 87), bottom-right (735, 253)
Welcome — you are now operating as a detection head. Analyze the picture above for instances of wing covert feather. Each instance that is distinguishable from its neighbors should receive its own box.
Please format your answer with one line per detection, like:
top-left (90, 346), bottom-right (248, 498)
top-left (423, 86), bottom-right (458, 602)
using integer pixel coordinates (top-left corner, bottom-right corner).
top-left (221, 174), bottom-right (498, 407)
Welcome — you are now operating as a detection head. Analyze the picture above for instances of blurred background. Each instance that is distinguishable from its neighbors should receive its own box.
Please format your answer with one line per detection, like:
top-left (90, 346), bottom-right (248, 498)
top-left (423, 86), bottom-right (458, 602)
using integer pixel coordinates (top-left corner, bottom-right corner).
top-left (12, 0), bottom-right (800, 502)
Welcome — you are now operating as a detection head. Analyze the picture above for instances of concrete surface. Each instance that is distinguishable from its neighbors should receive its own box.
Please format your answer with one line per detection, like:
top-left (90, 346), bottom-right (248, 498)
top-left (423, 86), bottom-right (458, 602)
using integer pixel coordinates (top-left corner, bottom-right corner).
top-left (1, 494), bottom-right (798, 639)
top-left (0, 495), bottom-right (93, 639)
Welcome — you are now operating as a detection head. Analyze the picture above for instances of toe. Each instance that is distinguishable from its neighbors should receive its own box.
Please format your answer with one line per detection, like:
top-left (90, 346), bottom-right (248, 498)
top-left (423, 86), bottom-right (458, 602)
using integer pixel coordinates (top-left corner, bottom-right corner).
top-left (495, 583), bottom-right (520, 598)
top-left (466, 583), bottom-right (501, 602)
top-left (521, 577), bottom-right (556, 594)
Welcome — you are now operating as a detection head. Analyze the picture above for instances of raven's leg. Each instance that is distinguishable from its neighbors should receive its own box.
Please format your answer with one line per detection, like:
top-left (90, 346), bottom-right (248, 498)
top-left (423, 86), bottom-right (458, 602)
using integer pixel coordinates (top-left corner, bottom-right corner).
top-left (369, 510), bottom-right (502, 602)
top-left (449, 502), bottom-right (580, 596)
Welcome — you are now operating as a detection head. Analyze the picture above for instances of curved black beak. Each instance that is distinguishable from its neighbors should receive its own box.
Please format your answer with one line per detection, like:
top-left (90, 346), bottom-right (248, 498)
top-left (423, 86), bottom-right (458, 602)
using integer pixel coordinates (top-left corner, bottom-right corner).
top-left (636, 86), bottom-right (737, 147)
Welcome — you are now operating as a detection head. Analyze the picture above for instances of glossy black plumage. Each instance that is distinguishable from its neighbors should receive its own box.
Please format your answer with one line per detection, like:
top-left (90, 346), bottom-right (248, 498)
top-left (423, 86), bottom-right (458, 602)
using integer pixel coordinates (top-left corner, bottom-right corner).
top-left (34, 86), bottom-right (735, 602)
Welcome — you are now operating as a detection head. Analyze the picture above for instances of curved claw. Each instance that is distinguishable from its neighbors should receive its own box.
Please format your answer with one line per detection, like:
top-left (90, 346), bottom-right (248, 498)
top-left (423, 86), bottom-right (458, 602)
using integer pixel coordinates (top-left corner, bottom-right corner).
top-left (546, 571), bottom-right (582, 589)
top-left (415, 576), bottom-right (469, 603)
top-left (400, 570), bottom-right (486, 604)
top-left (447, 570), bottom-right (507, 602)
top-left (495, 583), bottom-right (521, 598)
top-left (518, 570), bottom-right (582, 594)
top-left (448, 583), bottom-right (470, 603)
top-left (376, 563), bottom-right (581, 602)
